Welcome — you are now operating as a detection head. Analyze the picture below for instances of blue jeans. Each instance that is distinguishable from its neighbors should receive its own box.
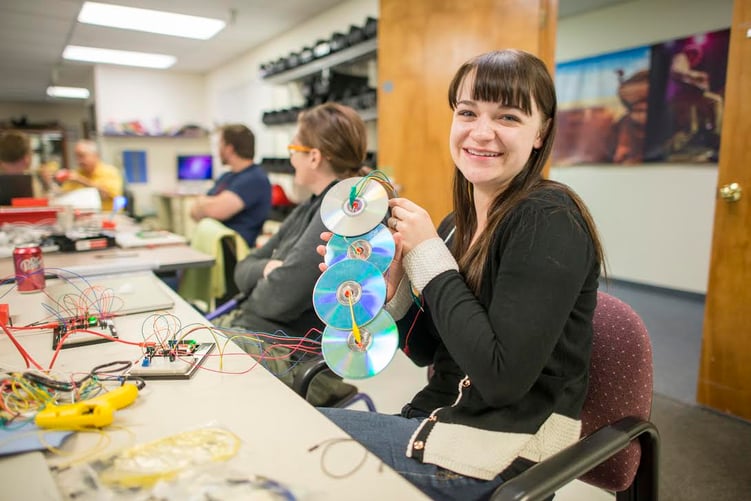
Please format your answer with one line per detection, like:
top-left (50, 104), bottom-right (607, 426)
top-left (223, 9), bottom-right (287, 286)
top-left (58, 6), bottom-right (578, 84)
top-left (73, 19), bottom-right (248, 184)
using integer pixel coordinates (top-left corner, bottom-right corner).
top-left (318, 407), bottom-right (504, 500)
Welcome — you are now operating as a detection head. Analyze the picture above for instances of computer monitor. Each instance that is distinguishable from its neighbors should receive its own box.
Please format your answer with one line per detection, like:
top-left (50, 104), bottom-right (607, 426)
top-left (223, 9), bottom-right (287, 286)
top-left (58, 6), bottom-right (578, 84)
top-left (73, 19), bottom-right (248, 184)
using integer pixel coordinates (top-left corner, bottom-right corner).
top-left (177, 154), bottom-right (213, 181)
top-left (0, 173), bottom-right (35, 205)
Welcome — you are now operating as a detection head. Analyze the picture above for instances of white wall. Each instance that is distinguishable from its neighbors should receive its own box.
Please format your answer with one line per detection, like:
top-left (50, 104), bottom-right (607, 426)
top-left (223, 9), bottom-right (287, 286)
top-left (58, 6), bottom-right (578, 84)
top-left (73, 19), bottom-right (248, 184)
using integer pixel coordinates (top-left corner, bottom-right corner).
top-left (553, 0), bottom-right (734, 293)
top-left (98, 136), bottom-right (210, 215)
top-left (205, 0), bottom-right (378, 202)
top-left (94, 65), bottom-right (208, 135)
top-left (93, 65), bottom-right (210, 214)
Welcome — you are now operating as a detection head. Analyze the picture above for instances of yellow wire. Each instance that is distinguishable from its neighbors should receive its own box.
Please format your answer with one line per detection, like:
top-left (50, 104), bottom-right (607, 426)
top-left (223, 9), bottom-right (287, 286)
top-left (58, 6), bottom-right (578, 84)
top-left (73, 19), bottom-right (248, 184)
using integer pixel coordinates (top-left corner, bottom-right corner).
top-left (347, 294), bottom-right (362, 345)
top-left (95, 427), bottom-right (241, 489)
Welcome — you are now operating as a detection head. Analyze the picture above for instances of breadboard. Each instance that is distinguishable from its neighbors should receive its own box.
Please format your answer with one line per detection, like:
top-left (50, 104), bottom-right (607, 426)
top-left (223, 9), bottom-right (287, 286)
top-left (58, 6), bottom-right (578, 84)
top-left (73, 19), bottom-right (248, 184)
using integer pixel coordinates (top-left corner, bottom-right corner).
top-left (52, 328), bottom-right (115, 350)
top-left (129, 343), bottom-right (215, 380)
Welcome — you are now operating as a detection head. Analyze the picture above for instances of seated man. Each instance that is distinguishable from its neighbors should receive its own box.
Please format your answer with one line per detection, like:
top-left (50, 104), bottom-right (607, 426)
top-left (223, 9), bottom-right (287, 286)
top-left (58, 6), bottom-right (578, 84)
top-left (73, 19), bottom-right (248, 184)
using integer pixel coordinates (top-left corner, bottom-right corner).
top-left (189, 124), bottom-right (271, 247)
top-left (0, 130), bottom-right (51, 197)
top-left (55, 139), bottom-right (124, 211)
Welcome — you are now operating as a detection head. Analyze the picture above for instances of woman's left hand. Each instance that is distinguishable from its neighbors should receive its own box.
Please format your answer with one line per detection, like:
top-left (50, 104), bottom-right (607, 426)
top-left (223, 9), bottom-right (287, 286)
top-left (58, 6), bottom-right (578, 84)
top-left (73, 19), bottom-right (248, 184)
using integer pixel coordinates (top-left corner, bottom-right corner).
top-left (387, 198), bottom-right (439, 254)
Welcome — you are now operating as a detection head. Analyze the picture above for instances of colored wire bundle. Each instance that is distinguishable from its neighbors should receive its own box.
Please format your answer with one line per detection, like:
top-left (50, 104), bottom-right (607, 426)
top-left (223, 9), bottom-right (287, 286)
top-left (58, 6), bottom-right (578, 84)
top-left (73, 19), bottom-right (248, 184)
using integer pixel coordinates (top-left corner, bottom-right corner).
top-left (0, 361), bottom-right (141, 428)
top-left (348, 169), bottom-right (398, 208)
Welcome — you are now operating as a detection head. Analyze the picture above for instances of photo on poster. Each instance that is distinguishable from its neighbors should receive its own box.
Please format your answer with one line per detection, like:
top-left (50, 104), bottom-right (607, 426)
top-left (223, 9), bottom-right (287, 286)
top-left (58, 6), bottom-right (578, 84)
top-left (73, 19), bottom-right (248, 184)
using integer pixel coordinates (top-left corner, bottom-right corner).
top-left (553, 46), bottom-right (651, 166)
top-left (643, 29), bottom-right (730, 162)
top-left (553, 28), bottom-right (730, 166)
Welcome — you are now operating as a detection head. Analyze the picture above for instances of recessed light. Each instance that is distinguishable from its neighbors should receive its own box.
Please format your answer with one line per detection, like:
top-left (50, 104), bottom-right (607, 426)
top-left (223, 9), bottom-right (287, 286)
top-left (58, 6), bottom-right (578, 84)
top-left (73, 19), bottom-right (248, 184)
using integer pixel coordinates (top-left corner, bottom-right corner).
top-left (79, 2), bottom-right (226, 40)
top-left (46, 86), bottom-right (91, 99)
top-left (63, 45), bottom-right (176, 69)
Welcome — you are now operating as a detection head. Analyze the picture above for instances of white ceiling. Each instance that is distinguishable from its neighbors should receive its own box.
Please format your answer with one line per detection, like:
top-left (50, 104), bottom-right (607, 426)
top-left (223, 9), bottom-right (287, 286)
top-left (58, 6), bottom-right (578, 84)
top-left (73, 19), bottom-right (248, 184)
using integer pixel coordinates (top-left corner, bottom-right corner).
top-left (0, 0), bottom-right (632, 104)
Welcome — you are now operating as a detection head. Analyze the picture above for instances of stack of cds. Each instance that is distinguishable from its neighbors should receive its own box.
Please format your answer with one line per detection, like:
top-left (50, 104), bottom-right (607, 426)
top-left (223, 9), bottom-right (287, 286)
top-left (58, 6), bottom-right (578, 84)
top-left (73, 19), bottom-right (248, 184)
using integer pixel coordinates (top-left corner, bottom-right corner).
top-left (312, 176), bottom-right (398, 379)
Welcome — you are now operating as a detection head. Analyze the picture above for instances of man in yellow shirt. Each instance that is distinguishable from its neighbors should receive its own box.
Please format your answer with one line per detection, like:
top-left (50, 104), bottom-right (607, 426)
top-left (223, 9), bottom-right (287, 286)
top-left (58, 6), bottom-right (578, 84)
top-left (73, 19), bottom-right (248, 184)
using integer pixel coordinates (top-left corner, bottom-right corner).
top-left (59, 139), bottom-right (123, 211)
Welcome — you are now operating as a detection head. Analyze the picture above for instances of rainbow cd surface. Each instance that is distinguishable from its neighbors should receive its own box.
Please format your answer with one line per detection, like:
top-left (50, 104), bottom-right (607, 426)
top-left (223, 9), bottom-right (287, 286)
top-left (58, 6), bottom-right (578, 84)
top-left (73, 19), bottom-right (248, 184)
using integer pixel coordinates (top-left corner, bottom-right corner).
top-left (322, 310), bottom-right (399, 379)
top-left (324, 223), bottom-right (395, 273)
top-left (320, 177), bottom-right (389, 236)
top-left (312, 259), bottom-right (386, 330)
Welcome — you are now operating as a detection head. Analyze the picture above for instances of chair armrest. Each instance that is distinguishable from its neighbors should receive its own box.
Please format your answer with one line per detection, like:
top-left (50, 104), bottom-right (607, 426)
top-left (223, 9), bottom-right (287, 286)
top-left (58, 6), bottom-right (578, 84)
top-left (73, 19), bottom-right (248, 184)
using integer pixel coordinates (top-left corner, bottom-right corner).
top-left (491, 416), bottom-right (660, 501)
top-left (204, 292), bottom-right (246, 321)
top-left (290, 357), bottom-right (330, 398)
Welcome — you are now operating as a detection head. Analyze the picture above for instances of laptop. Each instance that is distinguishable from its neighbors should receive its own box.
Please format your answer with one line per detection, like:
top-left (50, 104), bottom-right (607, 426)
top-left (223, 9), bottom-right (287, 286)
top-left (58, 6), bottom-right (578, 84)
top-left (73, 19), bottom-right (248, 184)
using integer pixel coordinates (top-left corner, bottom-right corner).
top-left (44, 272), bottom-right (175, 318)
top-left (0, 173), bottom-right (34, 205)
top-left (115, 230), bottom-right (187, 248)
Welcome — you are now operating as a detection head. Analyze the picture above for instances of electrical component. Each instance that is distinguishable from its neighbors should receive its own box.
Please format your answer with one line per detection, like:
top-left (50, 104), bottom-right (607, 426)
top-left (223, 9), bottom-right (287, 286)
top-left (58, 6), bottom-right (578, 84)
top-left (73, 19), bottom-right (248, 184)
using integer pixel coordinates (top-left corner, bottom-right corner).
top-left (130, 342), bottom-right (215, 380)
top-left (52, 315), bottom-right (119, 350)
top-left (0, 303), bottom-right (9, 326)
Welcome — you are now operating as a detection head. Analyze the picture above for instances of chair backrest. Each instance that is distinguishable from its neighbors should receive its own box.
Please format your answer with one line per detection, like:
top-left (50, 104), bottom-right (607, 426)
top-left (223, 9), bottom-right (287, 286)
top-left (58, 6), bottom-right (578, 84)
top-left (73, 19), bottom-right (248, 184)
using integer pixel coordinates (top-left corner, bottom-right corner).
top-left (217, 234), bottom-right (240, 305)
top-left (580, 291), bottom-right (653, 491)
top-left (178, 218), bottom-right (249, 310)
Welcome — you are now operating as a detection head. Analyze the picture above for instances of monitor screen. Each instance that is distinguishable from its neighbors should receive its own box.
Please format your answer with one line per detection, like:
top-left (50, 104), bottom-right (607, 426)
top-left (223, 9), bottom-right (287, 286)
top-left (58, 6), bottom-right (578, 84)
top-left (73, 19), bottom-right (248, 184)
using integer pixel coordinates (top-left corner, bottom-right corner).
top-left (177, 155), bottom-right (213, 181)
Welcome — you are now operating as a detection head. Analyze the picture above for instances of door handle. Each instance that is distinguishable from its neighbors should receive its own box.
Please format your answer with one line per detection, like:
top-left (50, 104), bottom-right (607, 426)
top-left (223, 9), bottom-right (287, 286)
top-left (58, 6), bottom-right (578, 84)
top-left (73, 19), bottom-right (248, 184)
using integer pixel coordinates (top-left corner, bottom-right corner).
top-left (719, 182), bottom-right (742, 202)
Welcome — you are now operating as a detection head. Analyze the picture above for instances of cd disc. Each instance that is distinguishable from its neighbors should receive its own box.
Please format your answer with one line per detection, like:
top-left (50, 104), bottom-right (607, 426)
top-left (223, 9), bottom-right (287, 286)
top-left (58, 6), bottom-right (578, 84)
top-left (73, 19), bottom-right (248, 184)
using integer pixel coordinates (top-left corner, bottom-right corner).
top-left (321, 310), bottom-right (399, 379)
top-left (324, 223), bottom-right (395, 273)
top-left (320, 177), bottom-right (389, 236)
top-left (312, 259), bottom-right (386, 330)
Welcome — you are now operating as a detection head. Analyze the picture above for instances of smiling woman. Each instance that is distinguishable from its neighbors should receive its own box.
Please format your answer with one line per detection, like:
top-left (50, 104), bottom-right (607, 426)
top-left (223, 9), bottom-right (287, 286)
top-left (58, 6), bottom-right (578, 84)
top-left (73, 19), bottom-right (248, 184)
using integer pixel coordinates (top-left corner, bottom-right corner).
top-left (318, 49), bottom-right (606, 501)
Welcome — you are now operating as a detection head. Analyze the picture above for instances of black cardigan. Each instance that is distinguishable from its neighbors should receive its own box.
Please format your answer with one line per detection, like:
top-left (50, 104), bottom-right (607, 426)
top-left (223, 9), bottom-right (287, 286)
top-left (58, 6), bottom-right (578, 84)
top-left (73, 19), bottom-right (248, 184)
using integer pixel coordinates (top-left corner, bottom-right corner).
top-left (396, 187), bottom-right (600, 480)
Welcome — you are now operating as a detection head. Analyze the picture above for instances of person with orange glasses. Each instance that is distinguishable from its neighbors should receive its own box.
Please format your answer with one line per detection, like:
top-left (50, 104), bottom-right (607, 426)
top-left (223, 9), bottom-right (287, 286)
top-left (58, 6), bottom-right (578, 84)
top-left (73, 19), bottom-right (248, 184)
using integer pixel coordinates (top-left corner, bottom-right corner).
top-left (213, 102), bottom-right (371, 406)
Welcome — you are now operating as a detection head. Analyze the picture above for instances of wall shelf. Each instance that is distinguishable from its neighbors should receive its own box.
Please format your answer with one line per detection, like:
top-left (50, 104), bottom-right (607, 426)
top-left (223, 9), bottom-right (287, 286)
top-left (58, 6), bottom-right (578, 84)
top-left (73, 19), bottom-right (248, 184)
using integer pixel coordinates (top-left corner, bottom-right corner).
top-left (263, 107), bottom-right (377, 127)
top-left (100, 133), bottom-right (208, 139)
top-left (262, 39), bottom-right (377, 84)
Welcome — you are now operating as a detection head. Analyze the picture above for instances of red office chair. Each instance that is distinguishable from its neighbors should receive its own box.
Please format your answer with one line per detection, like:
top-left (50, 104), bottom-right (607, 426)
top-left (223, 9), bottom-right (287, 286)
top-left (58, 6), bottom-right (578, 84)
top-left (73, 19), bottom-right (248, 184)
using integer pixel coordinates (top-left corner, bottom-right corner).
top-left (492, 291), bottom-right (659, 501)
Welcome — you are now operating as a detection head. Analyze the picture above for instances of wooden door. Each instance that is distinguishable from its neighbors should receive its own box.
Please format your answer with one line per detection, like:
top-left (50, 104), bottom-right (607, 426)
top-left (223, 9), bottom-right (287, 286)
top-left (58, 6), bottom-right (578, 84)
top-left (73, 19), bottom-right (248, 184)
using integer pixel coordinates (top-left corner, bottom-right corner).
top-left (697, 0), bottom-right (751, 420)
top-left (378, 0), bottom-right (557, 223)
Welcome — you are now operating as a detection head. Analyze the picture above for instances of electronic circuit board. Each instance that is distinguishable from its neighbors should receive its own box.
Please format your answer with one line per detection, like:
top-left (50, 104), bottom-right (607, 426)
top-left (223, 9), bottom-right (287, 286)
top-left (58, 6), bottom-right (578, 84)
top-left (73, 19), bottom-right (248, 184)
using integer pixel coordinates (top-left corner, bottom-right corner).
top-left (52, 317), bottom-right (118, 350)
top-left (129, 342), bottom-right (215, 380)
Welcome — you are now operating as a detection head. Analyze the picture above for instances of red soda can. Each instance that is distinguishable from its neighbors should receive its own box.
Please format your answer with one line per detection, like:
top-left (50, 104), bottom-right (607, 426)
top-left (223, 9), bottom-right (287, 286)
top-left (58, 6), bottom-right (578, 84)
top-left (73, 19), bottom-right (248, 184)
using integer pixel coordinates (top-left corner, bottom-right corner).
top-left (13, 243), bottom-right (45, 293)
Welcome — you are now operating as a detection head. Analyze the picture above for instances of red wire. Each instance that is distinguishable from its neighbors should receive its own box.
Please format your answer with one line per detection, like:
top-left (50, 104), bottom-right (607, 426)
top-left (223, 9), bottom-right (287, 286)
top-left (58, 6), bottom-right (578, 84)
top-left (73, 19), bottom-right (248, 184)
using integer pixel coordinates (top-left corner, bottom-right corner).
top-left (401, 298), bottom-right (424, 357)
top-left (0, 322), bottom-right (43, 370)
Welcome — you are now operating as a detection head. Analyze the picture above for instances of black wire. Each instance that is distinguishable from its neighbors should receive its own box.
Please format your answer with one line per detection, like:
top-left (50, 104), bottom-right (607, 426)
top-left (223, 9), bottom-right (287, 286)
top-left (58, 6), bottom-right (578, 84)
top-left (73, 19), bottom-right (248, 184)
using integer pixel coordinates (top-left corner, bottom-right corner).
top-left (90, 360), bottom-right (132, 375)
top-left (308, 437), bottom-right (374, 479)
top-left (22, 371), bottom-right (90, 392)
top-left (22, 360), bottom-right (136, 392)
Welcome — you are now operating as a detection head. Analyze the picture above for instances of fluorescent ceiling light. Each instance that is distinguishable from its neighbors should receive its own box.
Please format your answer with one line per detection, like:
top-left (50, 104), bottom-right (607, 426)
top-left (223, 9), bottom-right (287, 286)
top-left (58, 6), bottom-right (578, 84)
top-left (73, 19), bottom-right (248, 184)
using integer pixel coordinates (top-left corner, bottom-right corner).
top-left (63, 45), bottom-right (176, 69)
top-left (79, 2), bottom-right (226, 40)
top-left (47, 86), bottom-right (91, 99)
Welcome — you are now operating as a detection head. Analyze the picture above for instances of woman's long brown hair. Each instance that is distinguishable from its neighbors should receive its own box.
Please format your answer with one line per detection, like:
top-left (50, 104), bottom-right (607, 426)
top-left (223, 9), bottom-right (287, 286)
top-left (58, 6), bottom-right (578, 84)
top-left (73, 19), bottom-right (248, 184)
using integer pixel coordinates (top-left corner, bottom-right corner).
top-left (447, 50), bottom-right (605, 294)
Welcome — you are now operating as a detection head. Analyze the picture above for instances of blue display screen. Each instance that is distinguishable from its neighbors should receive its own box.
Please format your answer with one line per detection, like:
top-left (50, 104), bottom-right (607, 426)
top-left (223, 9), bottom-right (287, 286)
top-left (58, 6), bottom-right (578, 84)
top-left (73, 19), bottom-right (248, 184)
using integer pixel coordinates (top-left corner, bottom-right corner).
top-left (177, 155), bottom-right (213, 180)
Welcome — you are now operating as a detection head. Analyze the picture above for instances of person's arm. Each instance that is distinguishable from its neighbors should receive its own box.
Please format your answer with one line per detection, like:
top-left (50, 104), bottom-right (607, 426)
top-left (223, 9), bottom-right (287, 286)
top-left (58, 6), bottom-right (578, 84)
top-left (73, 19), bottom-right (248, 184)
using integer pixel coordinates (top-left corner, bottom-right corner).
top-left (244, 214), bottom-right (327, 322)
top-left (63, 166), bottom-right (123, 202)
top-left (190, 191), bottom-right (244, 222)
top-left (233, 226), bottom-right (284, 293)
top-left (391, 215), bottom-right (455, 365)
top-left (413, 200), bottom-right (597, 407)
top-left (96, 165), bottom-right (123, 202)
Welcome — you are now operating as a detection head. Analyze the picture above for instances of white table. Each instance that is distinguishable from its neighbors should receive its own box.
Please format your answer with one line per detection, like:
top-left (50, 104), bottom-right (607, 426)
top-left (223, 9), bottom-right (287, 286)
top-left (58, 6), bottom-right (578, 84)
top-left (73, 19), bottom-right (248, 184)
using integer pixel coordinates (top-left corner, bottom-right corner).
top-left (0, 274), bottom-right (427, 500)
top-left (0, 244), bottom-right (214, 280)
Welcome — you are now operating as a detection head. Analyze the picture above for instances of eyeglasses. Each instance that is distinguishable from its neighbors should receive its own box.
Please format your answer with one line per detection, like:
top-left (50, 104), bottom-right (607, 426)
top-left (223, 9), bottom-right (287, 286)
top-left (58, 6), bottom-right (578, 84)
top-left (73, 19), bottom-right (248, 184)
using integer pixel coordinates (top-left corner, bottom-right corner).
top-left (287, 144), bottom-right (313, 156)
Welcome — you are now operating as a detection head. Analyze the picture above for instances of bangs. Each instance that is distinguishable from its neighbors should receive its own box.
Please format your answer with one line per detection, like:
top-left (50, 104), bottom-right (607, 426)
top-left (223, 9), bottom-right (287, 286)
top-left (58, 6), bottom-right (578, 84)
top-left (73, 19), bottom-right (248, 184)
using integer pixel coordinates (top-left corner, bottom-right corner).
top-left (449, 52), bottom-right (534, 115)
